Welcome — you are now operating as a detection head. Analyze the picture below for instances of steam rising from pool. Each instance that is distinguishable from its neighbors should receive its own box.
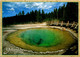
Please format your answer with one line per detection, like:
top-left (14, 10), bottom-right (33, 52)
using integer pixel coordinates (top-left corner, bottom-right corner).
top-left (19, 29), bottom-right (62, 47)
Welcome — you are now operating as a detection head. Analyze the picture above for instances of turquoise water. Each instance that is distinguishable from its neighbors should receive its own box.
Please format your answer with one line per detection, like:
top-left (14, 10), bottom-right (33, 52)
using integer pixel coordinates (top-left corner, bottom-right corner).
top-left (19, 28), bottom-right (63, 47)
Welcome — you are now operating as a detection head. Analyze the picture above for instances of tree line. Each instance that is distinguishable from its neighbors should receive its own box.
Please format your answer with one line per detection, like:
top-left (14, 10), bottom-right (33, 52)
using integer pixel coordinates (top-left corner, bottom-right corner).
top-left (3, 2), bottom-right (78, 27)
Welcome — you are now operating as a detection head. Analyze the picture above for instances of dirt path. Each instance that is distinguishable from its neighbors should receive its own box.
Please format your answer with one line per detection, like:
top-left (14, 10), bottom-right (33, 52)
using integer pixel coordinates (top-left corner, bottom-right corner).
top-left (3, 22), bottom-right (47, 29)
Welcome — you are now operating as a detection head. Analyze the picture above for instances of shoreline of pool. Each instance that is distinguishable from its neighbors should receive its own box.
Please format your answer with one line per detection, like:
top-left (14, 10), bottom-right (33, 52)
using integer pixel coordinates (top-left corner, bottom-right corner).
top-left (2, 23), bottom-right (78, 55)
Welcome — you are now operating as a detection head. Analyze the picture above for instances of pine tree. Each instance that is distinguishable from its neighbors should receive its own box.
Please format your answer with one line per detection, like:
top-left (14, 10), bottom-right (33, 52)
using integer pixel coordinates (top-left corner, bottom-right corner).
top-left (18, 12), bottom-right (21, 16)
top-left (22, 11), bottom-right (25, 15)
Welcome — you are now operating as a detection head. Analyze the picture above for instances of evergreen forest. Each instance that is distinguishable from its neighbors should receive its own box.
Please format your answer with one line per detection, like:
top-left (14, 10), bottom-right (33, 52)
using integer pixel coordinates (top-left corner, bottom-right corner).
top-left (3, 2), bottom-right (78, 27)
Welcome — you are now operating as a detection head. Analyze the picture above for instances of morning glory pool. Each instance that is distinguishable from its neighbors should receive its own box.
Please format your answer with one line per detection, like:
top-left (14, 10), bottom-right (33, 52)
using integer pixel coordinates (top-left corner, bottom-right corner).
top-left (20, 29), bottom-right (63, 47)
top-left (6, 28), bottom-right (76, 52)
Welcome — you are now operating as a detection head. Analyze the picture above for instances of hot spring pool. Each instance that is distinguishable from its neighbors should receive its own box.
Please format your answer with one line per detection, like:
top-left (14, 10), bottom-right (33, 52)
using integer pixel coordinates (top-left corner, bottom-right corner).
top-left (20, 29), bottom-right (63, 47)
top-left (6, 28), bottom-right (76, 52)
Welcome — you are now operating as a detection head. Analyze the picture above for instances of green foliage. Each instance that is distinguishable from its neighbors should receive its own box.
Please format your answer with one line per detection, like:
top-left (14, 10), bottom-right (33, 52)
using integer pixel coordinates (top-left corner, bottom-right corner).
top-left (18, 12), bottom-right (21, 16)
top-left (65, 2), bottom-right (78, 22)
top-left (3, 2), bottom-right (78, 27)
top-left (22, 11), bottom-right (25, 15)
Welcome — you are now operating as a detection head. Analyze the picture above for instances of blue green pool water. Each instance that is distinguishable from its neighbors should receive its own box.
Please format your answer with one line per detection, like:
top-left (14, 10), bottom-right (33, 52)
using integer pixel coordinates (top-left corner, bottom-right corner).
top-left (19, 29), bottom-right (63, 47)
top-left (7, 28), bottom-right (76, 52)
